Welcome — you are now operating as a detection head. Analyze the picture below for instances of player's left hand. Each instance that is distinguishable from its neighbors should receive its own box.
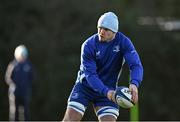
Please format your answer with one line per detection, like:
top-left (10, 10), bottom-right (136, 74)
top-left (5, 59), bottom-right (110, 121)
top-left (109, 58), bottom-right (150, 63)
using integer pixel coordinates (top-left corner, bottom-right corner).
top-left (129, 84), bottom-right (138, 104)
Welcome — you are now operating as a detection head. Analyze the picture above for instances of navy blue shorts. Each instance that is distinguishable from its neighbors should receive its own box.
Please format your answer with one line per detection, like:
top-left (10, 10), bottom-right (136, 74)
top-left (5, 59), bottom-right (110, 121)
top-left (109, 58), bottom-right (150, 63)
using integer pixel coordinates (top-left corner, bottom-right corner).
top-left (67, 82), bottom-right (119, 119)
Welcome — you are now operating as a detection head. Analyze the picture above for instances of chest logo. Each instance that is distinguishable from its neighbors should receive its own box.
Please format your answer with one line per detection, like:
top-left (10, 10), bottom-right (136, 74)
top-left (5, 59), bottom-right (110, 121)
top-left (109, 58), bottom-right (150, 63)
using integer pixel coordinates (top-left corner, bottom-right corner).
top-left (113, 45), bottom-right (120, 52)
top-left (96, 51), bottom-right (100, 57)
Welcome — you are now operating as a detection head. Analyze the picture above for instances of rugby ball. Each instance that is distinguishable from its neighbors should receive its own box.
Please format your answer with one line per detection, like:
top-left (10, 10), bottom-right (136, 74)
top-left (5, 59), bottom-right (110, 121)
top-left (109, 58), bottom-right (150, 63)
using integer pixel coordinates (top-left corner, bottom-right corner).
top-left (114, 86), bottom-right (135, 108)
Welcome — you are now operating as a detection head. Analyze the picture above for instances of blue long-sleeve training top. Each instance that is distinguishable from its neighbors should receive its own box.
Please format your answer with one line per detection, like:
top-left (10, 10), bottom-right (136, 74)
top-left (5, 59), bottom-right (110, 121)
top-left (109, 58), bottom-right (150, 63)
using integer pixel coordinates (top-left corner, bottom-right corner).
top-left (77, 32), bottom-right (143, 97)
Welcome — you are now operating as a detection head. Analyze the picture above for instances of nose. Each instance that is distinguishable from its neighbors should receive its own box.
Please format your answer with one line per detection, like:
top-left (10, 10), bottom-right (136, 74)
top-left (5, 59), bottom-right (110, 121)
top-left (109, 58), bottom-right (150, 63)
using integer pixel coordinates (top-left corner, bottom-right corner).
top-left (99, 28), bottom-right (105, 35)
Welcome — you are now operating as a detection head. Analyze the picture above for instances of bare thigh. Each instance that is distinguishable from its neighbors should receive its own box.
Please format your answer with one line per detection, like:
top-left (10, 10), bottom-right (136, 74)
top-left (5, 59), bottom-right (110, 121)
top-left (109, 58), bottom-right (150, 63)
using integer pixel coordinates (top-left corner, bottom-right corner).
top-left (94, 106), bottom-right (117, 122)
top-left (62, 107), bottom-right (83, 122)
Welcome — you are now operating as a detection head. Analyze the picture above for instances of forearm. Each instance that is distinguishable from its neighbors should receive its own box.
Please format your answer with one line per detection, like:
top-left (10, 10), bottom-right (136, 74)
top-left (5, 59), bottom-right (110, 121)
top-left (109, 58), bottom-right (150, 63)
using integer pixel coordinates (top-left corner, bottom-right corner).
top-left (5, 63), bottom-right (14, 86)
top-left (86, 74), bottom-right (109, 97)
top-left (124, 50), bottom-right (143, 87)
top-left (130, 63), bottom-right (143, 87)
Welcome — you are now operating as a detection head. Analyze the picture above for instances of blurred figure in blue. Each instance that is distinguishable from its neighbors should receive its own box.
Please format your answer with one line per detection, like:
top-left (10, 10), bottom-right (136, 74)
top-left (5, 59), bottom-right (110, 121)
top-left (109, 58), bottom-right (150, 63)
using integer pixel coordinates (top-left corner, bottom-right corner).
top-left (5, 45), bottom-right (33, 121)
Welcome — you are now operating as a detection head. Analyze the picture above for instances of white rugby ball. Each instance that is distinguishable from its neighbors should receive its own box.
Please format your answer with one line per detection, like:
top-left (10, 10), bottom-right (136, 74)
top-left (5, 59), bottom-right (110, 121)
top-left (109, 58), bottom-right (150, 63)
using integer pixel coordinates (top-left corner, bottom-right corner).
top-left (114, 86), bottom-right (135, 108)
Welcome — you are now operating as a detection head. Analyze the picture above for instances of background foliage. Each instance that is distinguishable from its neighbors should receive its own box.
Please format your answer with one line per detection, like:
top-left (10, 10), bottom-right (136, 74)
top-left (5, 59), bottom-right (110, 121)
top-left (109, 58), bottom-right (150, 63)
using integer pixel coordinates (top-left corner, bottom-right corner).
top-left (0, 0), bottom-right (180, 120)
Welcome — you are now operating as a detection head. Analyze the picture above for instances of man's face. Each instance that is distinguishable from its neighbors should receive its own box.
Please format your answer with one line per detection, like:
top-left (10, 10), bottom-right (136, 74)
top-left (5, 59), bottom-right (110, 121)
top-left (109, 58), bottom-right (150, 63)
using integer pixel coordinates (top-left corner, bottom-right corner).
top-left (98, 27), bottom-right (116, 42)
top-left (16, 55), bottom-right (27, 63)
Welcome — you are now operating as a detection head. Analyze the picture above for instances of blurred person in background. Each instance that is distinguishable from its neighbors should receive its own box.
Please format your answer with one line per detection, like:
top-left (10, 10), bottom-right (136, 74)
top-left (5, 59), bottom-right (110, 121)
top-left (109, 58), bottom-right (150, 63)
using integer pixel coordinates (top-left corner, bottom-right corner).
top-left (62, 12), bottom-right (143, 121)
top-left (5, 45), bottom-right (33, 121)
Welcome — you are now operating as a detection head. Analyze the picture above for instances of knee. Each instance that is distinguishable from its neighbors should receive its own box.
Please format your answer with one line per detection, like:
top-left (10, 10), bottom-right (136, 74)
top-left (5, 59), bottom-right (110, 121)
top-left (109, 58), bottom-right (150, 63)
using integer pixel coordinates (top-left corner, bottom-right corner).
top-left (63, 101), bottom-right (86, 121)
top-left (99, 115), bottom-right (117, 122)
top-left (62, 108), bottom-right (83, 121)
top-left (96, 106), bottom-right (119, 121)
top-left (63, 114), bottom-right (79, 121)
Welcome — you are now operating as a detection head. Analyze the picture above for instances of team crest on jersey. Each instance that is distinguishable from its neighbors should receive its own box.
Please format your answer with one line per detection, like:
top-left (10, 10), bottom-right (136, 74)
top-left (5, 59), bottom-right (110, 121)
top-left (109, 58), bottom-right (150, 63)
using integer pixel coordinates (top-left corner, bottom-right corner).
top-left (96, 51), bottom-right (100, 57)
top-left (113, 45), bottom-right (120, 52)
top-left (72, 92), bottom-right (79, 99)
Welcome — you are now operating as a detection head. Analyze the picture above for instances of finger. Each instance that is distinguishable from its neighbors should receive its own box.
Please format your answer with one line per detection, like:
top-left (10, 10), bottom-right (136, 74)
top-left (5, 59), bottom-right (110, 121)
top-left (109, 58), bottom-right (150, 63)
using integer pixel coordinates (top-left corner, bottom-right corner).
top-left (131, 90), bottom-right (134, 102)
top-left (112, 94), bottom-right (116, 103)
top-left (129, 86), bottom-right (132, 92)
top-left (132, 90), bottom-right (138, 104)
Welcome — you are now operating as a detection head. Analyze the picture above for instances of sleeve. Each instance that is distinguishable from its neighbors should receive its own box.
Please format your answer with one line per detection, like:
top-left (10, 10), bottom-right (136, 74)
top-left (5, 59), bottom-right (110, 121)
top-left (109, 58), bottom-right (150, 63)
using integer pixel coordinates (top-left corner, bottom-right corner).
top-left (80, 42), bottom-right (109, 97)
top-left (122, 38), bottom-right (143, 87)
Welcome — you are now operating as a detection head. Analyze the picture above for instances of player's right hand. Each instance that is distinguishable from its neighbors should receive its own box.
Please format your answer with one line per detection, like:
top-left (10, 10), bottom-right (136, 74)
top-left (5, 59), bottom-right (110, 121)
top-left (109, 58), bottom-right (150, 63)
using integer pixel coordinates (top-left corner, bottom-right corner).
top-left (107, 90), bottom-right (116, 103)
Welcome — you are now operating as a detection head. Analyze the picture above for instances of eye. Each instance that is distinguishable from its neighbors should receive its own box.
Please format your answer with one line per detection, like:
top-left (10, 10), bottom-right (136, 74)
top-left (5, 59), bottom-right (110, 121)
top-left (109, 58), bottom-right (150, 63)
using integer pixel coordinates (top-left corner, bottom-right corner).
top-left (103, 28), bottom-right (109, 31)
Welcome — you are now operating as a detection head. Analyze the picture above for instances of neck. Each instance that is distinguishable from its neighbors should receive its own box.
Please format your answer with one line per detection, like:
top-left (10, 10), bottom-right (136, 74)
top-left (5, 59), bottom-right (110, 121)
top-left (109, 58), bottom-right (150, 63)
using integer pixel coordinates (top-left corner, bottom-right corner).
top-left (105, 34), bottom-right (116, 42)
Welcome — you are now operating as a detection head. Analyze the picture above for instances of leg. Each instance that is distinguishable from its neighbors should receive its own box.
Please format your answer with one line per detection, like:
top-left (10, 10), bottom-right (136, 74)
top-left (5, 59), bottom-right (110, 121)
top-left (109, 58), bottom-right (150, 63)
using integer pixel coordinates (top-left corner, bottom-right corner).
top-left (15, 96), bottom-right (19, 121)
top-left (62, 101), bottom-right (86, 121)
top-left (8, 91), bottom-right (16, 121)
top-left (23, 95), bottom-right (30, 121)
top-left (100, 115), bottom-right (116, 122)
top-left (63, 107), bottom-right (83, 121)
top-left (62, 82), bottom-right (89, 121)
top-left (95, 106), bottom-right (119, 122)
top-left (93, 94), bottom-right (119, 121)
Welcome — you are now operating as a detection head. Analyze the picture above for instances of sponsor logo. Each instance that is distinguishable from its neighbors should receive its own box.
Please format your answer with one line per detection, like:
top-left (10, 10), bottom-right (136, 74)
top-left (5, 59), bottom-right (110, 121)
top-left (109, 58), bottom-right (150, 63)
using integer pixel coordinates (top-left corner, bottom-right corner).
top-left (72, 93), bottom-right (79, 99)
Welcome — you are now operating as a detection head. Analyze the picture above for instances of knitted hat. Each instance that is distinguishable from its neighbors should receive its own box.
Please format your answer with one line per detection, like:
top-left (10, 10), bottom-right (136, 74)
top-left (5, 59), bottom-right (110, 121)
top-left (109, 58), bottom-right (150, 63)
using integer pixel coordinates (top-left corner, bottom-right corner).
top-left (97, 12), bottom-right (119, 33)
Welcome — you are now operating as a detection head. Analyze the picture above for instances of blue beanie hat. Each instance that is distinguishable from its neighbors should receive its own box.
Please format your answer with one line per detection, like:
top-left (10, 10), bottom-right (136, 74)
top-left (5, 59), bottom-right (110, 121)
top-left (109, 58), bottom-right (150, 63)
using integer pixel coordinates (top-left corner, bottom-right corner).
top-left (97, 12), bottom-right (119, 33)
